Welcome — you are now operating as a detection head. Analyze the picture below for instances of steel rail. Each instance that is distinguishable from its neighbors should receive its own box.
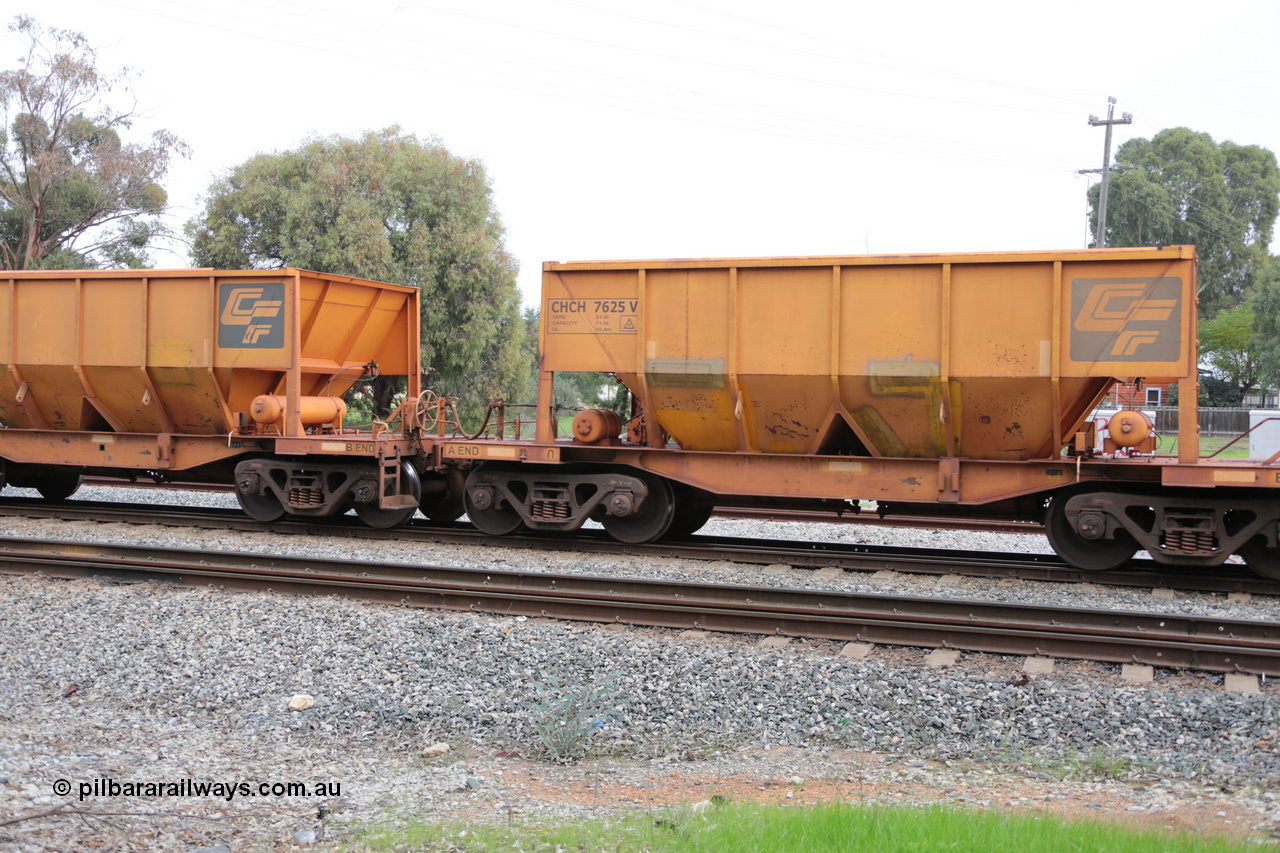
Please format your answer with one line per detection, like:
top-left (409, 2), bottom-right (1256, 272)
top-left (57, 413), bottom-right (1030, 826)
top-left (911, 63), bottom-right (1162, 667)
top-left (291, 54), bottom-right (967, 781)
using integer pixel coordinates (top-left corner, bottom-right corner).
top-left (1, 496), bottom-right (1275, 597)
top-left (1, 536), bottom-right (1278, 675)
top-left (711, 506), bottom-right (1044, 534)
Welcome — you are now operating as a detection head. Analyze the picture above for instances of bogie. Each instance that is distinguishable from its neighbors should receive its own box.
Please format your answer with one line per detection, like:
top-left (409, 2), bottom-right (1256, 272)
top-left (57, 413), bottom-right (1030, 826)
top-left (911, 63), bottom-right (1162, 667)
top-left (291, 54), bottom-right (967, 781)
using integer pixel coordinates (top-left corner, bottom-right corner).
top-left (463, 464), bottom-right (680, 544)
top-left (232, 458), bottom-right (423, 529)
top-left (1044, 487), bottom-right (1280, 578)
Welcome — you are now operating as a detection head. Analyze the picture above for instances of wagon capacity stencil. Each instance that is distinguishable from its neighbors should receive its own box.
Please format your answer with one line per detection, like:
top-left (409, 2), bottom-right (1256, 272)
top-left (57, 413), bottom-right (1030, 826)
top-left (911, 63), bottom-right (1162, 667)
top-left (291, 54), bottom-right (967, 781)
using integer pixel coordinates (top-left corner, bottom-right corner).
top-left (545, 298), bottom-right (638, 335)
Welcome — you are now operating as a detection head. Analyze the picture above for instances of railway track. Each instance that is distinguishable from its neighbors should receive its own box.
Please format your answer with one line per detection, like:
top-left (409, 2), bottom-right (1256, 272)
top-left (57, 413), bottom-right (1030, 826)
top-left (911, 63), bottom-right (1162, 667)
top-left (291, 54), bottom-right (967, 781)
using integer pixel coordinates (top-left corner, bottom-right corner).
top-left (81, 479), bottom-right (1043, 535)
top-left (2, 536), bottom-right (1276, 676)
top-left (2, 495), bottom-right (1277, 596)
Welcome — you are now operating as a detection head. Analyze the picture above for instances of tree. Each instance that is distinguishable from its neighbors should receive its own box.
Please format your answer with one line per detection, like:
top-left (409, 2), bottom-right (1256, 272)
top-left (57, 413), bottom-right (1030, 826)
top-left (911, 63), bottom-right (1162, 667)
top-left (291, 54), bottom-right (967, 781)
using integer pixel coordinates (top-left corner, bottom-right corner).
top-left (1168, 375), bottom-right (1244, 408)
top-left (1198, 305), bottom-right (1263, 399)
top-left (0, 16), bottom-right (189, 269)
top-left (1088, 128), bottom-right (1280, 317)
top-left (1250, 255), bottom-right (1280, 397)
top-left (186, 128), bottom-right (530, 422)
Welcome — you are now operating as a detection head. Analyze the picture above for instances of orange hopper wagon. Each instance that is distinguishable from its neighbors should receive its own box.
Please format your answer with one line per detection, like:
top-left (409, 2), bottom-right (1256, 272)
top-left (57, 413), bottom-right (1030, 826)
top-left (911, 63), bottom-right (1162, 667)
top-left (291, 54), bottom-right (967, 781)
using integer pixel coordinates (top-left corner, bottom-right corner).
top-left (0, 268), bottom-right (432, 527)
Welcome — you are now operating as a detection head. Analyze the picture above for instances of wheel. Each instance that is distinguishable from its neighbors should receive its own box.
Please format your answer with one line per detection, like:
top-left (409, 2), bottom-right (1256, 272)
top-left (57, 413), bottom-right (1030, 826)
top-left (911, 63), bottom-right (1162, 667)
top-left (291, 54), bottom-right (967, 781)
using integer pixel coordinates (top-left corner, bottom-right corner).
top-left (463, 464), bottom-right (523, 535)
top-left (667, 487), bottom-right (714, 539)
top-left (355, 462), bottom-right (422, 529)
top-left (1044, 492), bottom-right (1138, 571)
top-left (420, 468), bottom-right (466, 523)
top-left (36, 473), bottom-right (83, 502)
top-left (464, 466), bottom-right (525, 535)
top-left (602, 473), bottom-right (675, 544)
top-left (236, 487), bottom-right (286, 522)
top-left (464, 482), bottom-right (524, 535)
top-left (1238, 537), bottom-right (1280, 581)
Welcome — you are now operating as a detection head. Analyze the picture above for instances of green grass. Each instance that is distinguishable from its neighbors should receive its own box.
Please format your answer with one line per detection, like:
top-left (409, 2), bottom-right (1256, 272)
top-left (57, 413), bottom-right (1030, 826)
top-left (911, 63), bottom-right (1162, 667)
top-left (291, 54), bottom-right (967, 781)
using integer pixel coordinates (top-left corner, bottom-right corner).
top-left (1156, 434), bottom-right (1253, 459)
top-left (345, 801), bottom-right (1256, 853)
top-left (1034, 749), bottom-right (1159, 784)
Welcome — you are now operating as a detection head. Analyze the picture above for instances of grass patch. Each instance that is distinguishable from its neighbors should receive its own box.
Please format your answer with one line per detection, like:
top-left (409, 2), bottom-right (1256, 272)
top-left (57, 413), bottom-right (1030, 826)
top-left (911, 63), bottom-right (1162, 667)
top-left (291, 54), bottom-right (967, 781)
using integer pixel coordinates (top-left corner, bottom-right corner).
top-left (348, 801), bottom-right (1255, 852)
top-left (1039, 749), bottom-right (1143, 782)
top-left (529, 673), bottom-right (620, 763)
top-left (1156, 434), bottom-right (1252, 459)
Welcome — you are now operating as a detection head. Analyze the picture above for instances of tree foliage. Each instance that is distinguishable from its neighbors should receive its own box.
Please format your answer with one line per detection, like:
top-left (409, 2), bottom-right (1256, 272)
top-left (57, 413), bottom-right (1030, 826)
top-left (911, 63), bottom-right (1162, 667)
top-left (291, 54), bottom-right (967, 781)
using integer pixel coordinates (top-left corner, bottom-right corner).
top-left (0, 16), bottom-right (188, 269)
top-left (186, 128), bottom-right (530, 421)
top-left (1198, 305), bottom-right (1263, 398)
top-left (1167, 375), bottom-right (1244, 408)
top-left (1088, 128), bottom-right (1280, 317)
top-left (1250, 255), bottom-right (1280, 397)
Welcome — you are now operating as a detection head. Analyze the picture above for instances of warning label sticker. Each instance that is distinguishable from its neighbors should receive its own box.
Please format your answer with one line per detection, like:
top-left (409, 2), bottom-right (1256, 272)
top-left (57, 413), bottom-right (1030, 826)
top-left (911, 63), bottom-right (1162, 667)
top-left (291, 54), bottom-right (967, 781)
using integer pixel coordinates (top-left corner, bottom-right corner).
top-left (545, 298), bottom-right (639, 335)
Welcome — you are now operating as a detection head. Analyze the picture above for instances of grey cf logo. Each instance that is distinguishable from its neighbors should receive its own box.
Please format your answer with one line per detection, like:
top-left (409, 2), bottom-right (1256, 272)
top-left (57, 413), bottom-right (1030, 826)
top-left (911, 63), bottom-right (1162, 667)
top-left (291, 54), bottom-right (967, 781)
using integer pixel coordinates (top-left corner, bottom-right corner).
top-left (218, 283), bottom-right (284, 348)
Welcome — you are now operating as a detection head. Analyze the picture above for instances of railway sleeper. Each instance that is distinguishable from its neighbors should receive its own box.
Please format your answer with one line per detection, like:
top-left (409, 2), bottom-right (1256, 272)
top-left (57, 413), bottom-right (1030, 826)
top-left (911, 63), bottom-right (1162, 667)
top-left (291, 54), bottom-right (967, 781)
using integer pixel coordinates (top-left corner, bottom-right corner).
top-left (1055, 489), bottom-right (1280, 574)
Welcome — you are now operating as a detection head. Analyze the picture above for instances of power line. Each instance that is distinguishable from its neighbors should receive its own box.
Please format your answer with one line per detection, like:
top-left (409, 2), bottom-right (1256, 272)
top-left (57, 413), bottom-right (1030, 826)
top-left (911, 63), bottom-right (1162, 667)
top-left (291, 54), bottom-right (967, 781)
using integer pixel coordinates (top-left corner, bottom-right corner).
top-left (81, 0), bottom-right (1088, 175)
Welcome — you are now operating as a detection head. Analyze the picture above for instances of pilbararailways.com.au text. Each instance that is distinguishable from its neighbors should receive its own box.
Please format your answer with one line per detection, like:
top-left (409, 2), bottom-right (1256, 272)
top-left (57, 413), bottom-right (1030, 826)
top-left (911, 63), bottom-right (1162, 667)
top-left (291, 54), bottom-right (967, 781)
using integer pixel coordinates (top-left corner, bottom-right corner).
top-left (53, 778), bottom-right (343, 802)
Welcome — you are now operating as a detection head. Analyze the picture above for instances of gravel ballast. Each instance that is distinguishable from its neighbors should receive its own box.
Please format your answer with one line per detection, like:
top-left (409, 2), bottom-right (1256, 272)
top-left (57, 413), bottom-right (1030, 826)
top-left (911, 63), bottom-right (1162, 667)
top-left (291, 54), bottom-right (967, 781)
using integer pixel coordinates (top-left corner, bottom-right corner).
top-left (2, 486), bottom-right (1279, 850)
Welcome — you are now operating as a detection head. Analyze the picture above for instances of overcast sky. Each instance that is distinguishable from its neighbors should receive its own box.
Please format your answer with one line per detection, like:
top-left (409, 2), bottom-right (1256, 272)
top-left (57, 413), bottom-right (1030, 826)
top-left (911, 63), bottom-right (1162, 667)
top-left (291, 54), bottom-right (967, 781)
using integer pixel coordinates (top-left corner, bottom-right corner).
top-left (19, 0), bottom-right (1280, 306)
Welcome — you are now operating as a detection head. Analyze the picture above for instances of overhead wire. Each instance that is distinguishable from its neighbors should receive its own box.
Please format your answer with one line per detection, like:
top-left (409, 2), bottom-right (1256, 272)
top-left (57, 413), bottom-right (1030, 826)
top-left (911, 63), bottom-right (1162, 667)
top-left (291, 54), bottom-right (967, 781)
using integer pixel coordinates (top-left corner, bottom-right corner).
top-left (394, 0), bottom-right (1096, 117)
top-left (84, 0), bottom-right (1090, 175)
top-left (667, 0), bottom-right (1109, 108)
top-left (84, 0), bottom-right (1279, 261)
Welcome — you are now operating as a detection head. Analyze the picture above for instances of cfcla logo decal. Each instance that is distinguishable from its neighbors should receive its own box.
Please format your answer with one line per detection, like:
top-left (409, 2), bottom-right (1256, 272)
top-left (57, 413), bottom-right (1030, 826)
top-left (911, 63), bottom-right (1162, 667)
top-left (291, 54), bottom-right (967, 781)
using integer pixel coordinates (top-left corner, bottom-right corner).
top-left (218, 282), bottom-right (285, 348)
top-left (1074, 283), bottom-right (1178, 357)
top-left (1070, 277), bottom-right (1182, 363)
top-left (1074, 284), bottom-right (1177, 330)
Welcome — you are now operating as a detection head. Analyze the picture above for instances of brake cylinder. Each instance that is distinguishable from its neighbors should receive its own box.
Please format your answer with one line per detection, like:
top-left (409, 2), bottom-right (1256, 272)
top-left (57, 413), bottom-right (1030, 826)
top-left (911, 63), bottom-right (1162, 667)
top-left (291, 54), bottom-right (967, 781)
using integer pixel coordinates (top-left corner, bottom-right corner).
top-left (249, 395), bottom-right (347, 426)
top-left (572, 408), bottom-right (622, 444)
top-left (1107, 409), bottom-right (1153, 448)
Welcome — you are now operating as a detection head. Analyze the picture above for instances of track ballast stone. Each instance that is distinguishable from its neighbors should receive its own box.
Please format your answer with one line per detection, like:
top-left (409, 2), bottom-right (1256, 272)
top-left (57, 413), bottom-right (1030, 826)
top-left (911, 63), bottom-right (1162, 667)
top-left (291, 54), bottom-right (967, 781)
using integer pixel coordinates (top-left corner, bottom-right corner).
top-left (1, 487), bottom-right (1278, 849)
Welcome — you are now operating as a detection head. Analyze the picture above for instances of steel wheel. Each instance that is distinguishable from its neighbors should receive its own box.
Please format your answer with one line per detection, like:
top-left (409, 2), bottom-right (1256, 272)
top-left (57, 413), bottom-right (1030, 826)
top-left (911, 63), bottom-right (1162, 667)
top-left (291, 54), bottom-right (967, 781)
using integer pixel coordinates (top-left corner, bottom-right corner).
top-left (236, 488), bottom-right (286, 522)
top-left (356, 462), bottom-right (422, 529)
top-left (464, 486), bottom-right (524, 536)
top-left (1044, 492), bottom-right (1138, 571)
top-left (667, 487), bottom-right (714, 539)
top-left (36, 472), bottom-right (83, 502)
top-left (420, 468), bottom-right (467, 523)
top-left (1238, 537), bottom-right (1280, 581)
top-left (602, 473), bottom-right (675, 544)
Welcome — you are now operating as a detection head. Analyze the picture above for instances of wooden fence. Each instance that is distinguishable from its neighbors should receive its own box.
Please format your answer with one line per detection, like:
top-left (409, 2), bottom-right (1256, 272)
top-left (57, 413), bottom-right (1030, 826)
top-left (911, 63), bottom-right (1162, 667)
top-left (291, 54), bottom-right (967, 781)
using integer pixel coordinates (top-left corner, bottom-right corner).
top-left (1149, 407), bottom-right (1254, 436)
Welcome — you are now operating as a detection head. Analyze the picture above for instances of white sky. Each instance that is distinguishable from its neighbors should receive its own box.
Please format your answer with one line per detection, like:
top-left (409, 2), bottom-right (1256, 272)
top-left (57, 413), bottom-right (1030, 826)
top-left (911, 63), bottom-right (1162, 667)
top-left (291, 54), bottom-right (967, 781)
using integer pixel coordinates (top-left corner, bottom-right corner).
top-left (15, 0), bottom-right (1280, 306)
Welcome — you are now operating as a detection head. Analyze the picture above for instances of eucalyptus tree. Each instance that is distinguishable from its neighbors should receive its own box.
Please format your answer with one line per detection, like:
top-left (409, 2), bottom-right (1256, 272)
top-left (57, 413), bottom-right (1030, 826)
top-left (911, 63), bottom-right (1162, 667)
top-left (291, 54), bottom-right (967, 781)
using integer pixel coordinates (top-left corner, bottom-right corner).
top-left (187, 127), bottom-right (530, 422)
top-left (0, 16), bottom-right (188, 269)
top-left (1087, 128), bottom-right (1279, 318)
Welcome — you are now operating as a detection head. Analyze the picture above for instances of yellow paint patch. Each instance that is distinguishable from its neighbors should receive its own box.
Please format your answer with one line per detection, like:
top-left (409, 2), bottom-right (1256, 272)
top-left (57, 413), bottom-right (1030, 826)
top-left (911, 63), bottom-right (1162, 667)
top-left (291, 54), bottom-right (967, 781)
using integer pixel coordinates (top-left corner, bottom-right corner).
top-left (1213, 470), bottom-right (1256, 483)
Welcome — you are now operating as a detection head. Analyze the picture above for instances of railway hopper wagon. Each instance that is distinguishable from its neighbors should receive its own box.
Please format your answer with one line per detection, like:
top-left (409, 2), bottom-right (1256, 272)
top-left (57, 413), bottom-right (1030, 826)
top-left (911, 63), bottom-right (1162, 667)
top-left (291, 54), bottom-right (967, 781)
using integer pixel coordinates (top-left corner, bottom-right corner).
top-left (448, 246), bottom-right (1280, 579)
top-left (9, 249), bottom-right (1280, 581)
top-left (0, 268), bottom-right (439, 528)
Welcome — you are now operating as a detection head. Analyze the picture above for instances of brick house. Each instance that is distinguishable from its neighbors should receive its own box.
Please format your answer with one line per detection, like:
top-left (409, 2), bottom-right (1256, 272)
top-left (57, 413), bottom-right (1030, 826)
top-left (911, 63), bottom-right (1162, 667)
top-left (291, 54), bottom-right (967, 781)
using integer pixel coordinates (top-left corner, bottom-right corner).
top-left (1106, 380), bottom-right (1175, 409)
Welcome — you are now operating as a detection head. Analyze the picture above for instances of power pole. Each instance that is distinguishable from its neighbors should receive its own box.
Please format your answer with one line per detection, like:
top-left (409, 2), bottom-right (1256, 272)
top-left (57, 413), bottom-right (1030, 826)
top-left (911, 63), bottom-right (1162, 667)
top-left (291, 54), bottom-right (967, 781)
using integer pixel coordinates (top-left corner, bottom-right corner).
top-left (1079, 96), bottom-right (1133, 248)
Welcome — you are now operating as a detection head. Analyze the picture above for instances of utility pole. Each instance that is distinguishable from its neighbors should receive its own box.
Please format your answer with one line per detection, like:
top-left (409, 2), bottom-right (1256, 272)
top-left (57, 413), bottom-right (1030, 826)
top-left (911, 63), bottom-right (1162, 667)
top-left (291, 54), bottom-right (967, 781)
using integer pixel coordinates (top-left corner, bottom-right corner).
top-left (1079, 96), bottom-right (1132, 248)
